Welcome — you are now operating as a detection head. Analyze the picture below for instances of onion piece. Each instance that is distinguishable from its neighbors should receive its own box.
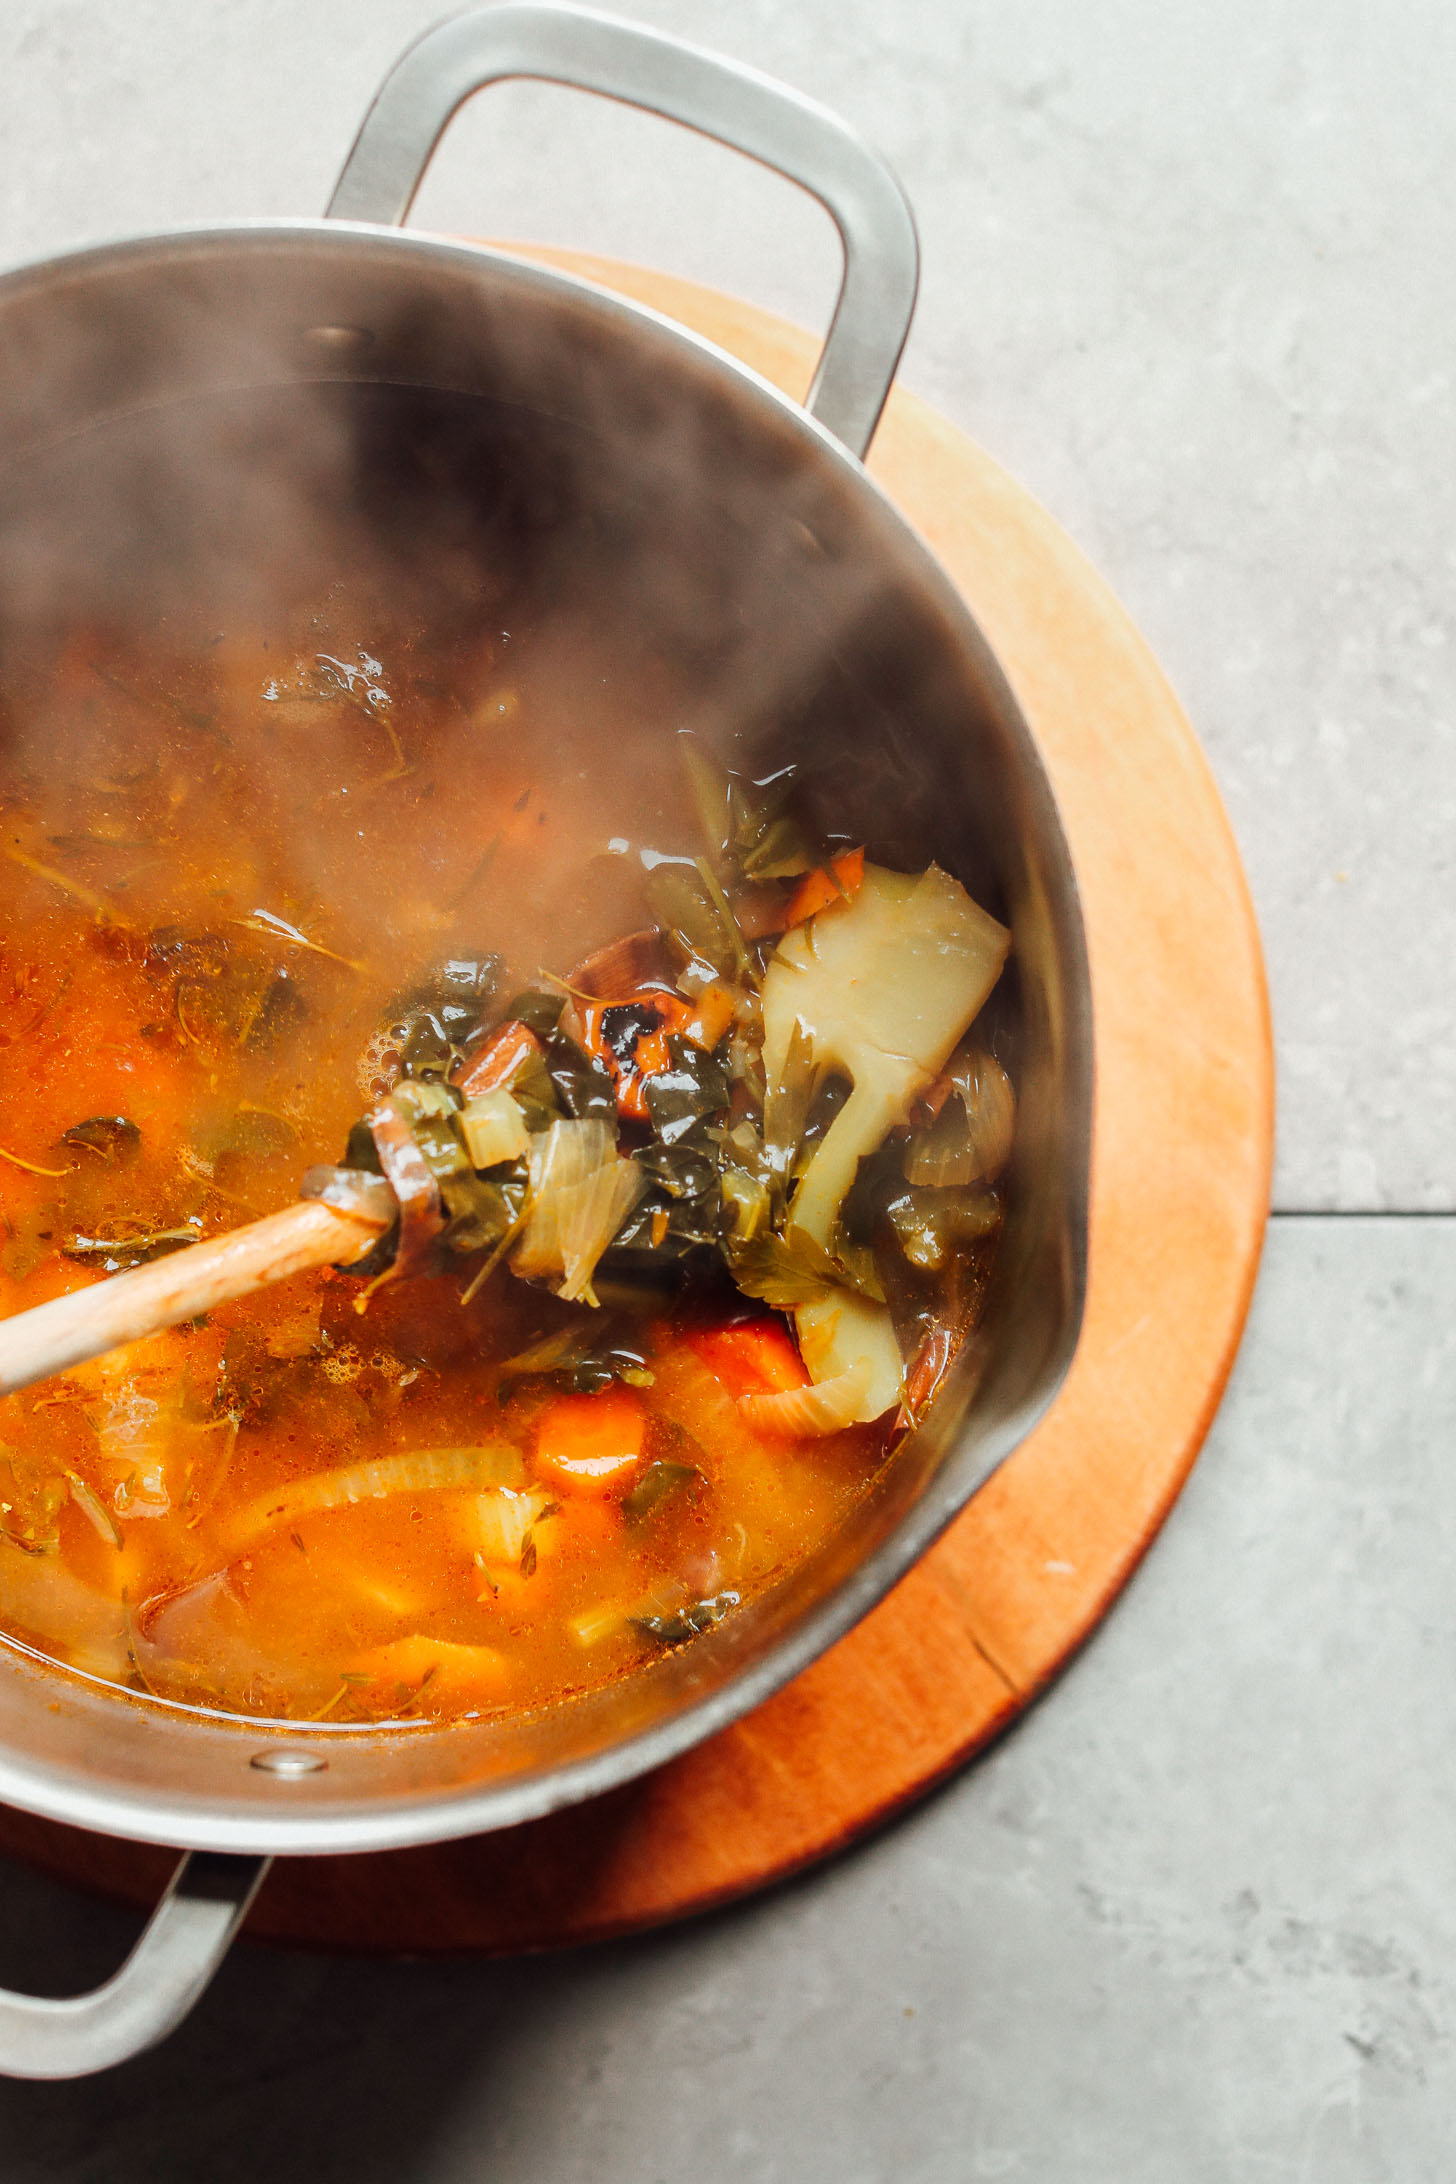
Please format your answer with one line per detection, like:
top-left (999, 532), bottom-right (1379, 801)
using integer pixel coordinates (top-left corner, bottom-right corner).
top-left (903, 1050), bottom-right (1016, 1186)
top-left (66, 1472), bottom-right (121, 1548)
top-left (458, 1089), bottom-right (530, 1170)
top-left (299, 1165), bottom-right (397, 1230)
top-left (473, 1485), bottom-right (557, 1571)
top-left (367, 1095), bottom-right (445, 1278)
top-left (510, 1119), bottom-right (645, 1305)
top-left (795, 1289), bottom-right (905, 1421)
top-left (229, 1443), bottom-right (524, 1548)
top-left (740, 1360), bottom-right (873, 1438)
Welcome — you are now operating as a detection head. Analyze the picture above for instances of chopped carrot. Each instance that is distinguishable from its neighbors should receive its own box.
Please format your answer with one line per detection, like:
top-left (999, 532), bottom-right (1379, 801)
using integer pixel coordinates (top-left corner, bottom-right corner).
top-left (533, 1384), bottom-right (647, 1497)
top-left (578, 986), bottom-right (702, 1123)
top-left (687, 1319), bottom-right (810, 1401)
top-left (456, 1019), bottom-right (542, 1100)
top-left (784, 847), bottom-right (865, 929)
top-left (683, 981), bottom-right (737, 1052)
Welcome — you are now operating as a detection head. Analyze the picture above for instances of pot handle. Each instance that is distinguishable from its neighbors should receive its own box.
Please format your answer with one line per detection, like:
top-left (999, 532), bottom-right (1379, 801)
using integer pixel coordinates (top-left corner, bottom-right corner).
top-left (326, 1), bottom-right (918, 459)
top-left (0, 1850), bottom-right (270, 2080)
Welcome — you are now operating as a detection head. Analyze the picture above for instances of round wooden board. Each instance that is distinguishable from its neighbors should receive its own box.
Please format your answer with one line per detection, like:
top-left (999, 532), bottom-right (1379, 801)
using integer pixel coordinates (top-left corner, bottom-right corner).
top-left (0, 253), bottom-right (1273, 1953)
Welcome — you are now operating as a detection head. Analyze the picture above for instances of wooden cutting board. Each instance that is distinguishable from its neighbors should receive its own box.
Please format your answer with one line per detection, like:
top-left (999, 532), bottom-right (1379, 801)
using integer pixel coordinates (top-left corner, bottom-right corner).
top-left (0, 254), bottom-right (1274, 1952)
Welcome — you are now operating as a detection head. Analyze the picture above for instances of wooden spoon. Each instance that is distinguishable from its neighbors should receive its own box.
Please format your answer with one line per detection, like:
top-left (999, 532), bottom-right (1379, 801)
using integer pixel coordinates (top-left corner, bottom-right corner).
top-left (0, 934), bottom-right (669, 1401)
top-left (0, 1199), bottom-right (386, 1399)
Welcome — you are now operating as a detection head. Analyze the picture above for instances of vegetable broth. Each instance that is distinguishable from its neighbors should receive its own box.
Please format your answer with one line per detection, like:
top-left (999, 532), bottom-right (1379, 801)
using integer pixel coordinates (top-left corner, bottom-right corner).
top-left (0, 603), bottom-right (947, 1724)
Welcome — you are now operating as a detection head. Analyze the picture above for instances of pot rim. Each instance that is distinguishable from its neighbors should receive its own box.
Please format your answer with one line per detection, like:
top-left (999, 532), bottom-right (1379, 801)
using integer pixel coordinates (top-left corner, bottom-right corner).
top-left (0, 216), bottom-right (1091, 1857)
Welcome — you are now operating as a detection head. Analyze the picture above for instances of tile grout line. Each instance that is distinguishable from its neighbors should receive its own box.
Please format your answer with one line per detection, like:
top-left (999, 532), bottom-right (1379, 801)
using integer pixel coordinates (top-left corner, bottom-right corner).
top-left (1269, 1208), bottom-right (1456, 1220)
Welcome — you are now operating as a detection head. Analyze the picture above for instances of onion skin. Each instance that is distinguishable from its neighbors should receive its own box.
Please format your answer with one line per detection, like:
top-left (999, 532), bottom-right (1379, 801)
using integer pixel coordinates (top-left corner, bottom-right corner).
top-left (739, 1361), bottom-right (875, 1438)
top-left (226, 1443), bottom-right (525, 1550)
top-left (456, 1020), bottom-right (542, 1100)
top-left (511, 1119), bottom-right (646, 1304)
top-left (367, 1096), bottom-right (445, 1278)
top-left (298, 1165), bottom-right (397, 1230)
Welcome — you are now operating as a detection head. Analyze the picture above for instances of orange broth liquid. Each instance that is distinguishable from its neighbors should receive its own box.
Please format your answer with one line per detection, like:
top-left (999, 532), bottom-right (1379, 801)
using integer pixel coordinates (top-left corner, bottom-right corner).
top-left (0, 603), bottom-right (890, 1725)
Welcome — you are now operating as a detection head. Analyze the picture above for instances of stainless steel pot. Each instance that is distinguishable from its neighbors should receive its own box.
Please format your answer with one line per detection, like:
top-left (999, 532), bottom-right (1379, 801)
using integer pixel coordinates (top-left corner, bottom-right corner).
top-left (0, 2), bottom-right (1091, 2077)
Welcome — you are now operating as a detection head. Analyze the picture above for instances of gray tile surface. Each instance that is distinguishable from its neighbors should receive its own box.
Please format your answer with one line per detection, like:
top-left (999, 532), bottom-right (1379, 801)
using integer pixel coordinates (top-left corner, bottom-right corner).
top-left (0, 1), bottom-right (1452, 2171)
top-left (3, 1219), bottom-right (1454, 2177)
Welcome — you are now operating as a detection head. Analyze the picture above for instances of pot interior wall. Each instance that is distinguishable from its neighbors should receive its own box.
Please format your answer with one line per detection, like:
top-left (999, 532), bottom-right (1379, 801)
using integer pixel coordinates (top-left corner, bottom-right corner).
top-left (0, 229), bottom-right (1088, 1850)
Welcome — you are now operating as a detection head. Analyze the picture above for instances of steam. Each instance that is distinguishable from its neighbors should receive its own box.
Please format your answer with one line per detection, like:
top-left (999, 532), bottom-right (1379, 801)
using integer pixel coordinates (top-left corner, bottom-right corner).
top-left (0, 231), bottom-right (1002, 1011)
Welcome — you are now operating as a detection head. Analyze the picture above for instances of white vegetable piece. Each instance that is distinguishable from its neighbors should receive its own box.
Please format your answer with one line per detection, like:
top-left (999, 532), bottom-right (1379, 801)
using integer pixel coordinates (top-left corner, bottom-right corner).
top-left (511, 1118), bottom-right (646, 1304)
top-left (739, 1357), bottom-right (873, 1437)
top-left (795, 1289), bottom-right (908, 1423)
top-left (761, 862), bottom-right (1011, 1420)
top-left (459, 1088), bottom-right (530, 1170)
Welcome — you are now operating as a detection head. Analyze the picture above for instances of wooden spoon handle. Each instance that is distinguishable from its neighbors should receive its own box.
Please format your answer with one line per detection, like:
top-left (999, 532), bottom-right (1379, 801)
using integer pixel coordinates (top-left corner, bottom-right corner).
top-left (0, 1200), bottom-right (383, 1399)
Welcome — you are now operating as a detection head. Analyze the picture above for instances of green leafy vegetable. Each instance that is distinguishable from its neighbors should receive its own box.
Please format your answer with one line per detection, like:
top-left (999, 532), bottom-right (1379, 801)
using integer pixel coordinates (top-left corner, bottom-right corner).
top-left (723, 1225), bottom-right (882, 1308)
top-left (497, 1317), bottom-right (653, 1397)
top-left (679, 737), bottom-right (813, 882)
top-left (61, 1115), bottom-right (141, 1163)
top-left (398, 1010), bottom-right (454, 1081)
top-left (762, 1017), bottom-right (817, 1181)
top-left (719, 1165), bottom-right (771, 1242)
top-left (643, 1034), bottom-right (730, 1146)
top-left (622, 1459), bottom-right (703, 1526)
top-left (633, 1141), bottom-right (720, 1202)
top-left (409, 1114), bottom-right (473, 1187)
top-left (680, 737), bottom-right (733, 857)
top-left (691, 858), bottom-right (753, 984)
top-left (631, 1590), bottom-right (741, 1646)
top-left (502, 989), bottom-right (566, 1038)
top-left (540, 1029), bottom-right (617, 1125)
top-left (63, 1224), bottom-right (202, 1272)
top-left (902, 1050), bottom-right (1016, 1187)
top-left (646, 863), bottom-right (740, 982)
top-left (342, 1117), bottom-right (385, 1174)
top-left (885, 1184), bottom-right (1002, 1273)
top-left (439, 1163), bottom-right (528, 1256)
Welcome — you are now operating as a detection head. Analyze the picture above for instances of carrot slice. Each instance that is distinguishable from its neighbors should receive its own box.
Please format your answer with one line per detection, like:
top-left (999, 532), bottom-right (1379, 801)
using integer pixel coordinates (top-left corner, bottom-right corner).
top-left (687, 1320), bottom-right (810, 1401)
top-left (784, 848), bottom-right (865, 929)
top-left (534, 1384), bottom-right (647, 1496)
top-left (576, 976), bottom-right (737, 1123)
top-left (456, 1020), bottom-right (542, 1100)
top-left (682, 982), bottom-right (737, 1052)
top-left (578, 988), bottom-right (694, 1123)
